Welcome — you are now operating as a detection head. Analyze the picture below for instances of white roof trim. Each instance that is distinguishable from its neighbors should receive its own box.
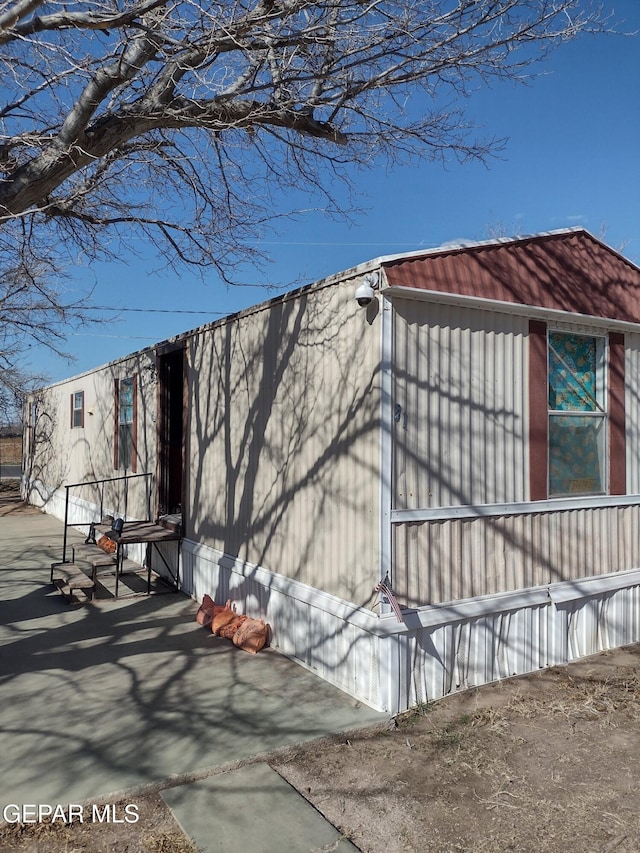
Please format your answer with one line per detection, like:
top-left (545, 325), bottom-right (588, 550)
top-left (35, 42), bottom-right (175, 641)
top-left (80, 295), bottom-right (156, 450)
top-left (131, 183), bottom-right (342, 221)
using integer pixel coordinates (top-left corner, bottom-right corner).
top-left (383, 285), bottom-right (640, 333)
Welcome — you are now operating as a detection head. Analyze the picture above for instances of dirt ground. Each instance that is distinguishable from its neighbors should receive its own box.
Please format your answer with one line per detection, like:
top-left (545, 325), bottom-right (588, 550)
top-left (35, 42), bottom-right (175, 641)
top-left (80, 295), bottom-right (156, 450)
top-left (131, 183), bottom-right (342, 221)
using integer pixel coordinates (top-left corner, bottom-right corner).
top-left (0, 480), bottom-right (30, 517)
top-left (3, 481), bottom-right (640, 852)
top-left (274, 650), bottom-right (640, 853)
top-left (0, 437), bottom-right (21, 464)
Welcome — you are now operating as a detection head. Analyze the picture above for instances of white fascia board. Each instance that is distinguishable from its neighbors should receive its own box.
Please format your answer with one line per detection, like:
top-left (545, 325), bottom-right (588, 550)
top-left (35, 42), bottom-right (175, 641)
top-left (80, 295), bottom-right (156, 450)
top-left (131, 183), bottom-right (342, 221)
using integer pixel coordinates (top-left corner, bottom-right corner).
top-left (548, 567), bottom-right (640, 604)
top-left (375, 568), bottom-right (640, 635)
top-left (184, 539), bottom-right (381, 632)
top-left (382, 285), bottom-right (640, 335)
top-left (374, 588), bottom-right (551, 634)
top-left (391, 495), bottom-right (640, 523)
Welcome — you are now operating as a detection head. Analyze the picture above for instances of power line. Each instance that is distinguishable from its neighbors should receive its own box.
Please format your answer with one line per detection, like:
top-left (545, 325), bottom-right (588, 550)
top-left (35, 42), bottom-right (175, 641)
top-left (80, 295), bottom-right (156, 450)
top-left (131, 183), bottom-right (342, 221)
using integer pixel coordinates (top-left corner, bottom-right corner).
top-left (88, 306), bottom-right (225, 315)
top-left (69, 333), bottom-right (159, 340)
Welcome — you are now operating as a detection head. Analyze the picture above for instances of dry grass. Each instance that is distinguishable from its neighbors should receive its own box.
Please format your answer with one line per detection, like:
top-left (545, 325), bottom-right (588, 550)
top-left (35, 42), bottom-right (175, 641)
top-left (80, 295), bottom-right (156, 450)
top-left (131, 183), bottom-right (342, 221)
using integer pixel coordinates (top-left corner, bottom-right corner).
top-left (0, 480), bottom-right (36, 517)
top-left (272, 649), bottom-right (640, 853)
top-left (0, 797), bottom-right (199, 853)
top-left (497, 668), bottom-right (640, 724)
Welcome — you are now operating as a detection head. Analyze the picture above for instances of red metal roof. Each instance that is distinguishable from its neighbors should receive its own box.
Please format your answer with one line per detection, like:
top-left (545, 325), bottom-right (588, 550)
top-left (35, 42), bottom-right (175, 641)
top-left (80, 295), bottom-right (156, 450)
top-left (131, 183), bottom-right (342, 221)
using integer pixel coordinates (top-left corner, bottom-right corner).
top-left (382, 230), bottom-right (640, 324)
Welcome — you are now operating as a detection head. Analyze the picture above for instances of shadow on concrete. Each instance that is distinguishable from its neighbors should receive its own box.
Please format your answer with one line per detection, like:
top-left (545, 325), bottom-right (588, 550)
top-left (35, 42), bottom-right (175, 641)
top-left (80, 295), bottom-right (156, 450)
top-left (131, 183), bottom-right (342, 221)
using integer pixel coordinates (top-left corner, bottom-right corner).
top-left (0, 508), bottom-right (384, 808)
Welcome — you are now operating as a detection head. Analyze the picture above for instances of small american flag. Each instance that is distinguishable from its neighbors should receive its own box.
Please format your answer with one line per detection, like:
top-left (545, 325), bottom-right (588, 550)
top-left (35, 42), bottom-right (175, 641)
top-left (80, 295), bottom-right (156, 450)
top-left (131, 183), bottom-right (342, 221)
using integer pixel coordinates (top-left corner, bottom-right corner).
top-left (375, 574), bottom-right (405, 623)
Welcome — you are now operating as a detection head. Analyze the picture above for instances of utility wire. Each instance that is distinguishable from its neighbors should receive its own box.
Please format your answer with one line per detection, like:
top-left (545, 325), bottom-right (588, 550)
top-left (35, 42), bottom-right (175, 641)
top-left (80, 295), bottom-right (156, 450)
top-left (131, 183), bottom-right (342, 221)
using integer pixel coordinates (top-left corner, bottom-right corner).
top-left (69, 332), bottom-right (160, 340)
top-left (88, 306), bottom-right (225, 315)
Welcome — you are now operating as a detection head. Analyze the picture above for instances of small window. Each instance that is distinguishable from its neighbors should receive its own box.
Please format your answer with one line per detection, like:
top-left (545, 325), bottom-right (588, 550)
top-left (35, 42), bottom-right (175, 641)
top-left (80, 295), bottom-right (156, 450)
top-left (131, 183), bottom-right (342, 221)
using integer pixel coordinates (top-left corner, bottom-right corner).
top-left (71, 391), bottom-right (84, 429)
top-left (548, 331), bottom-right (606, 496)
top-left (27, 400), bottom-right (38, 461)
top-left (118, 377), bottom-right (135, 470)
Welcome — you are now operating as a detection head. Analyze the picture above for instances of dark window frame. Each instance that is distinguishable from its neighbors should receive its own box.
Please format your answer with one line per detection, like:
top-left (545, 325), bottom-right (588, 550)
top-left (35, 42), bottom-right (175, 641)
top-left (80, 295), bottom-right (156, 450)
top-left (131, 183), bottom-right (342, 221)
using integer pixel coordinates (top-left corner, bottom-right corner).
top-left (70, 391), bottom-right (84, 429)
top-left (114, 376), bottom-right (137, 472)
top-left (529, 321), bottom-right (626, 500)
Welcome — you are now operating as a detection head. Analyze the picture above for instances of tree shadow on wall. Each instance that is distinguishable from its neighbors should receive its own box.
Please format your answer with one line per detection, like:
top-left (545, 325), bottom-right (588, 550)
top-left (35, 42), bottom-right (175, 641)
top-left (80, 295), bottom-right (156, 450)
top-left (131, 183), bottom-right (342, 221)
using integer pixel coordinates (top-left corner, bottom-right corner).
top-left (188, 286), bottom-right (383, 675)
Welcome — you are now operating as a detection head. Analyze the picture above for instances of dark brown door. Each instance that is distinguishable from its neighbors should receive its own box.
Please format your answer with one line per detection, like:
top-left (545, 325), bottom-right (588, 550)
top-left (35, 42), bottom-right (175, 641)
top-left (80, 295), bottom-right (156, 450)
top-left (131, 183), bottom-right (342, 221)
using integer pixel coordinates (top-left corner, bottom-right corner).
top-left (157, 347), bottom-right (185, 517)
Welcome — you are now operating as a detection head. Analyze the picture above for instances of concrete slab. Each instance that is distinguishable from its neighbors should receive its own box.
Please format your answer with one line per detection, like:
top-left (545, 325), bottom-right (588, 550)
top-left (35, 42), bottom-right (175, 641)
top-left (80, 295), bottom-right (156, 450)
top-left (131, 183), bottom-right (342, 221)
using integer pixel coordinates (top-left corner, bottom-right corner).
top-left (162, 763), bottom-right (358, 852)
top-left (0, 507), bottom-right (384, 809)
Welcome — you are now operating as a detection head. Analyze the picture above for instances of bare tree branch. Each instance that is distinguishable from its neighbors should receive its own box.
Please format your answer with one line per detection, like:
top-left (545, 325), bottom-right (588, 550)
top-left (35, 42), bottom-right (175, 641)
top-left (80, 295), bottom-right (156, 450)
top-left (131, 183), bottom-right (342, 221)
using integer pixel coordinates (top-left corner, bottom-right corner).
top-left (0, 0), bottom-right (612, 390)
top-left (0, 1), bottom-right (608, 229)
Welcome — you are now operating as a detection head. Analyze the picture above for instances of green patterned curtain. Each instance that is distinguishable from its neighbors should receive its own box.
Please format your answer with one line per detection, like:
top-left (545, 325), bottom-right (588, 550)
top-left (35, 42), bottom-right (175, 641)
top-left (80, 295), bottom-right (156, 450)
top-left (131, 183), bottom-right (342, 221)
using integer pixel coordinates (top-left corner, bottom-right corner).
top-left (548, 332), bottom-right (605, 496)
top-left (548, 332), bottom-right (600, 412)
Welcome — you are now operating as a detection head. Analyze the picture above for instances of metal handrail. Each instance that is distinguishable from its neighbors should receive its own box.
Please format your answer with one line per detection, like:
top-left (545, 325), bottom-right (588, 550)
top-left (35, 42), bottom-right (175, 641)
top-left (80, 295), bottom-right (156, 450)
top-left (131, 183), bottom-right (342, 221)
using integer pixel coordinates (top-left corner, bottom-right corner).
top-left (62, 472), bottom-right (153, 563)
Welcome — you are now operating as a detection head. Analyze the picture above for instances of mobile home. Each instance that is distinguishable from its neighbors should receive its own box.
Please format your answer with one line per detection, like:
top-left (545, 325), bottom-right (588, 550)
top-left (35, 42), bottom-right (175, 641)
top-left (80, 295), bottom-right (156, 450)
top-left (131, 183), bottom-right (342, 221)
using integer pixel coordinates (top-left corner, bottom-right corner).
top-left (25, 228), bottom-right (640, 713)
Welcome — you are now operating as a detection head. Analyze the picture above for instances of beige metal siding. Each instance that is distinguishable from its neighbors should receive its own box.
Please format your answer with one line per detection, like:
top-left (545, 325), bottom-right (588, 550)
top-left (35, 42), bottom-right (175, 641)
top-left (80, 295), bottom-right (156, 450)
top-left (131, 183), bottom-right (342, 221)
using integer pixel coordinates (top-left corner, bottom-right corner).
top-left (25, 352), bottom-right (157, 520)
top-left (187, 280), bottom-right (381, 606)
top-left (392, 299), bottom-right (528, 509)
top-left (393, 504), bottom-right (640, 607)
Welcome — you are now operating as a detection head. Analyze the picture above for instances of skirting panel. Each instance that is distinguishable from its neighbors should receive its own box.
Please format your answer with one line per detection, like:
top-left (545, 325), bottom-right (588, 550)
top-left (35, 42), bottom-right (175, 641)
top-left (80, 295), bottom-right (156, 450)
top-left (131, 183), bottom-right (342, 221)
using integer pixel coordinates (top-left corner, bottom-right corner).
top-left (181, 540), bottom-right (382, 710)
top-left (382, 581), bottom-right (640, 714)
top-left (181, 540), bottom-right (640, 716)
top-left (23, 481), bottom-right (640, 716)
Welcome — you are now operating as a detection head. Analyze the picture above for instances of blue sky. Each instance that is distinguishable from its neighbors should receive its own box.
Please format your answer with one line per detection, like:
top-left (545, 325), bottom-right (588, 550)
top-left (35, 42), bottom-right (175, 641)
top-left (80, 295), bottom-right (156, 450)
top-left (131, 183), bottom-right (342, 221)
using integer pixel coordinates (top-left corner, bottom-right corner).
top-left (27, 1), bottom-right (640, 385)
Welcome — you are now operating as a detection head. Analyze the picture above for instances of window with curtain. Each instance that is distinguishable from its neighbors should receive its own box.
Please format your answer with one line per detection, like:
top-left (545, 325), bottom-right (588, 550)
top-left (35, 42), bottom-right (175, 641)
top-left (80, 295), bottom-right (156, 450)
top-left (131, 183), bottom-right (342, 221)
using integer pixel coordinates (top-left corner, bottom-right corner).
top-left (548, 331), bottom-right (606, 496)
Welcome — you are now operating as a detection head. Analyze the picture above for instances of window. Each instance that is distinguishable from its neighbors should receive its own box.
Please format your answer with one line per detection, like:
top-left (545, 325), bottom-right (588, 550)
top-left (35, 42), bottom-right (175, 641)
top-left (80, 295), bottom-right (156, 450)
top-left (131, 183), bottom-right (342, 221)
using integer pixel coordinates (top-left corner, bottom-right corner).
top-left (530, 323), bottom-right (625, 501)
top-left (115, 376), bottom-right (136, 471)
top-left (27, 400), bottom-right (38, 461)
top-left (70, 391), bottom-right (84, 429)
top-left (547, 331), bottom-right (606, 496)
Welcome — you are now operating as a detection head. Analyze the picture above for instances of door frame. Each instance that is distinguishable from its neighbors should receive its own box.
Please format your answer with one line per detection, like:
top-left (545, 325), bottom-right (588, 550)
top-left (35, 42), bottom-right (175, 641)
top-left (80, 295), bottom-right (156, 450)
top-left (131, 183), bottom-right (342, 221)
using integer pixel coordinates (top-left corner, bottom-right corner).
top-left (156, 341), bottom-right (188, 522)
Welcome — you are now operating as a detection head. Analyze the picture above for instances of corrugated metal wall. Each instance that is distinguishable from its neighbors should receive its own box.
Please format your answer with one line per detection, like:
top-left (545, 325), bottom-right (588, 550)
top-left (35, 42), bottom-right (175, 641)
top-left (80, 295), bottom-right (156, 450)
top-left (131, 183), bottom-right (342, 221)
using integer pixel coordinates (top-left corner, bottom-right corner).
top-left (393, 505), bottom-right (640, 606)
top-left (380, 580), bottom-right (640, 713)
top-left (187, 279), bottom-right (382, 606)
top-left (391, 298), bottom-right (528, 509)
top-left (383, 606), bottom-right (558, 709)
top-left (390, 302), bottom-right (640, 609)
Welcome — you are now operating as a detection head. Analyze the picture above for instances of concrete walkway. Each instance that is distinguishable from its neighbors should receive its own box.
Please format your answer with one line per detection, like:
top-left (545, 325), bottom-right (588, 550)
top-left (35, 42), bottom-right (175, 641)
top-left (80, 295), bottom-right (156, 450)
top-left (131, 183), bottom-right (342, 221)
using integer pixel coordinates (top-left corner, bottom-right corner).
top-left (0, 502), bottom-right (383, 848)
top-left (162, 764), bottom-right (358, 852)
